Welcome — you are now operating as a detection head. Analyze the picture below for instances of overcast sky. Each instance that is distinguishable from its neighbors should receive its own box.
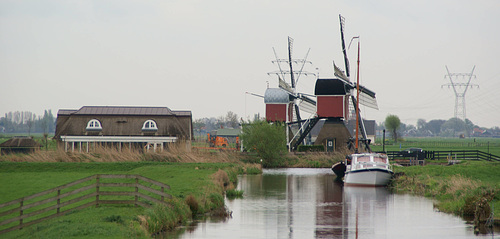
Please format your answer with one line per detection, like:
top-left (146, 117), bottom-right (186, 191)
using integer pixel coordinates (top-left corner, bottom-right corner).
top-left (1, 0), bottom-right (499, 128)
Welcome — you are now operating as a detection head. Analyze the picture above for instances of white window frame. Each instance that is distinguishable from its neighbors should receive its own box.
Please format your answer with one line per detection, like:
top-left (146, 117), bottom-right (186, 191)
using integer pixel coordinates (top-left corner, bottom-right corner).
top-left (86, 119), bottom-right (102, 131)
top-left (142, 120), bottom-right (158, 131)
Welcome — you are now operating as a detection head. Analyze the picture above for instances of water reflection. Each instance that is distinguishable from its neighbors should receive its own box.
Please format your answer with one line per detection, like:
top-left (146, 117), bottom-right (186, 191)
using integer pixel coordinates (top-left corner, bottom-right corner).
top-left (168, 168), bottom-right (492, 239)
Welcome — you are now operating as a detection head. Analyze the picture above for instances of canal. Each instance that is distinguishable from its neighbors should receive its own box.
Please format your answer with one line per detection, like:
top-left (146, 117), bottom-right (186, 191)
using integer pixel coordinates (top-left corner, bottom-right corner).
top-left (169, 168), bottom-right (492, 238)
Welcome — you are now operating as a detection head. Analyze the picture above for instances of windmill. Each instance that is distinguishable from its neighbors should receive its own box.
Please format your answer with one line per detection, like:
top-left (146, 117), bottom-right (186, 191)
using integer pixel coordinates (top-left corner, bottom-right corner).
top-left (267, 37), bottom-right (317, 150)
top-left (333, 14), bottom-right (379, 152)
top-left (287, 15), bottom-right (379, 152)
top-left (261, 15), bottom-right (379, 152)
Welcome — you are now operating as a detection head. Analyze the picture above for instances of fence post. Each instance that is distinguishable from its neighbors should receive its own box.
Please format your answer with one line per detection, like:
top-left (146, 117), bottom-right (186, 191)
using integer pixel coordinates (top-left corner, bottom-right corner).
top-left (19, 200), bottom-right (23, 230)
top-left (96, 175), bottom-right (100, 207)
top-left (57, 189), bottom-right (61, 214)
top-left (135, 177), bottom-right (138, 207)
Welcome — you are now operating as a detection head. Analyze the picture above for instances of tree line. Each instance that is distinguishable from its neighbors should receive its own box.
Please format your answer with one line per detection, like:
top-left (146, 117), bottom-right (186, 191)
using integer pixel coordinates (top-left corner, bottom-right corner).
top-left (0, 110), bottom-right (55, 135)
top-left (382, 115), bottom-right (500, 141)
top-left (192, 111), bottom-right (264, 138)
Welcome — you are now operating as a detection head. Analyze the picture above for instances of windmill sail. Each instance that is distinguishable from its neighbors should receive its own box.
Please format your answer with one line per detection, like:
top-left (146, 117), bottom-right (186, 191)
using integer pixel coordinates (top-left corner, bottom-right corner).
top-left (334, 63), bottom-right (350, 82)
top-left (339, 14), bottom-right (350, 78)
top-left (354, 84), bottom-right (378, 110)
top-left (278, 77), bottom-right (293, 94)
top-left (297, 94), bottom-right (317, 114)
top-left (358, 91), bottom-right (379, 110)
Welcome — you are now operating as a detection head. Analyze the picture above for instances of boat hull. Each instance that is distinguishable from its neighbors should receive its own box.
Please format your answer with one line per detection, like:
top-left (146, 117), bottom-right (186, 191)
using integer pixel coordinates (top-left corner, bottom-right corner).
top-left (344, 168), bottom-right (393, 187)
top-left (331, 162), bottom-right (347, 178)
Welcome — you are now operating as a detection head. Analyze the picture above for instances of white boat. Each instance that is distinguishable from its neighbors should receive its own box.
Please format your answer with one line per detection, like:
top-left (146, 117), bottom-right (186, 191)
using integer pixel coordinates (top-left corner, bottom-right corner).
top-left (344, 153), bottom-right (393, 187)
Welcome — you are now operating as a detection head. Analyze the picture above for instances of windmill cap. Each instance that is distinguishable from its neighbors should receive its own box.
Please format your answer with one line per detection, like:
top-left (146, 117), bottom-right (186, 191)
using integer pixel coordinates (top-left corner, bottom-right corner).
top-left (315, 78), bottom-right (350, 95)
top-left (264, 88), bottom-right (291, 104)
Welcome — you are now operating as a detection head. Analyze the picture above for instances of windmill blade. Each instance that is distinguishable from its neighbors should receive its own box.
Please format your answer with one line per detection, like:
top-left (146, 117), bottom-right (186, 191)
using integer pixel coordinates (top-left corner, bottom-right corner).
top-left (353, 84), bottom-right (378, 110)
top-left (358, 92), bottom-right (379, 110)
top-left (290, 93), bottom-right (316, 115)
top-left (288, 36), bottom-right (296, 88)
top-left (294, 103), bottom-right (301, 122)
top-left (355, 84), bottom-right (376, 98)
top-left (339, 14), bottom-right (350, 78)
top-left (334, 62), bottom-right (350, 82)
top-left (298, 94), bottom-right (316, 106)
top-left (278, 77), bottom-right (293, 94)
top-left (297, 98), bottom-right (316, 114)
top-left (245, 92), bottom-right (264, 98)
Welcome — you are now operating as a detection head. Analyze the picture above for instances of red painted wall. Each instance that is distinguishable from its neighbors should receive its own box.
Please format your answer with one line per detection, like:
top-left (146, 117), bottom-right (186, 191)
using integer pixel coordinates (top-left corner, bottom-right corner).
top-left (317, 96), bottom-right (345, 118)
top-left (266, 104), bottom-right (287, 122)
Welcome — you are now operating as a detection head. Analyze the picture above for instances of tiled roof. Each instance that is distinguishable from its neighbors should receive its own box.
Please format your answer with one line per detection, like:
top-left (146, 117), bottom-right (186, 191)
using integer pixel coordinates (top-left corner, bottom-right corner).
top-left (59, 106), bottom-right (191, 116)
top-left (57, 109), bottom-right (78, 115)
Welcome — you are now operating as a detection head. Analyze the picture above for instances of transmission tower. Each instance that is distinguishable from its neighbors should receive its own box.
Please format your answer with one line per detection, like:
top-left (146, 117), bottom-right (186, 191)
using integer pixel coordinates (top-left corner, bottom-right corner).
top-left (442, 65), bottom-right (478, 121)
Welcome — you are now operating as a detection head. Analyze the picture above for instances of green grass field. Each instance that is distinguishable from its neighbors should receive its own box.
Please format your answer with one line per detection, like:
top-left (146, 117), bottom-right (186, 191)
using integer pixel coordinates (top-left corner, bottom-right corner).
top-left (0, 162), bottom-right (249, 238)
top-left (372, 137), bottom-right (500, 156)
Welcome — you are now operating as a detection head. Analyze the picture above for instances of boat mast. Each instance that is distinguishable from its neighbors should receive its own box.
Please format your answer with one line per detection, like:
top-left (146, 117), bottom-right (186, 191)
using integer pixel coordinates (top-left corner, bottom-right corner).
top-left (354, 37), bottom-right (360, 153)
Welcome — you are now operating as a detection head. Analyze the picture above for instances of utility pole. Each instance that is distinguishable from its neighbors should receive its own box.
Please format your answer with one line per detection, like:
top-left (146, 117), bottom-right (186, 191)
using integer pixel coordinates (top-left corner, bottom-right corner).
top-left (442, 66), bottom-right (478, 121)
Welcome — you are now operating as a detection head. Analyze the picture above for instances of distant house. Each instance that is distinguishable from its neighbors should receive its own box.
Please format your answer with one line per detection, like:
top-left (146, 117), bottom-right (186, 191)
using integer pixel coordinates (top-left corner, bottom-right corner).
top-left (54, 106), bottom-right (193, 152)
top-left (0, 136), bottom-right (41, 155)
top-left (211, 128), bottom-right (241, 145)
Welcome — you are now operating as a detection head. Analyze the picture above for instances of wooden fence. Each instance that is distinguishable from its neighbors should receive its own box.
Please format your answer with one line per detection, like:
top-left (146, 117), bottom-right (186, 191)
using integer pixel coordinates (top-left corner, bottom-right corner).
top-left (425, 150), bottom-right (500, 161)
top-left (385, 150), bottom-right (500, 162)
top-left (0, 174), bottom-right (171, 235)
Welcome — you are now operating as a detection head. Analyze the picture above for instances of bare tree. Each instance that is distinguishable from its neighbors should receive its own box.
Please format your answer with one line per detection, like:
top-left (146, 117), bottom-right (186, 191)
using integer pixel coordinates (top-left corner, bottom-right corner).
top-left (225, 111), bottom-right (239, 128)
top-left (25, 112), bottom-right (35, 136)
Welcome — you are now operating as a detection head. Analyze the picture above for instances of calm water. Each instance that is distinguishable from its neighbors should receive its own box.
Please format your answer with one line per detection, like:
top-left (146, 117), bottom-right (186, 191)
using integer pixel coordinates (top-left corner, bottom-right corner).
top-left (168, 168), bottom-right (497, 239)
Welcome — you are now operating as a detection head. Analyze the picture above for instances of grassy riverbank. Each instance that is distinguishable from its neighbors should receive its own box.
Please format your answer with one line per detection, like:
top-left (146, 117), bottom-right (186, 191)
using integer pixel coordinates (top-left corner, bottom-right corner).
top-left (390, 160), bottom-right (500, 222)
top-left (0, 161), bottom-right (261, 238)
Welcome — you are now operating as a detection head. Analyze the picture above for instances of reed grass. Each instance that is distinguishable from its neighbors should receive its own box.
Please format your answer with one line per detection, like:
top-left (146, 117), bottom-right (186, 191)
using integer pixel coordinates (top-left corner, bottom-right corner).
top-left (391, 161), bottom-right (499, 220)
top-left (0, 141), bottom-right (241, 163)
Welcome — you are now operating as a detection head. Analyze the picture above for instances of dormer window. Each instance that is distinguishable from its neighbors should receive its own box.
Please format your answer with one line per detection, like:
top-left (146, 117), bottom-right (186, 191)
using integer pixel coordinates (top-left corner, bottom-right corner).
top-left (86, 119), bottom-right (102, 131)
top-left (142, 120), bottom-right (158, 131)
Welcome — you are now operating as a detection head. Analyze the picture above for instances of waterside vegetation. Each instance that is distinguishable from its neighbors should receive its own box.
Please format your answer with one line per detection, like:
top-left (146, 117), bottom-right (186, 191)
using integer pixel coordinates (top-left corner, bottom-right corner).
top-left (390, 160), bottom-right (499, 227)
top-left (0, 159), bottom-right (261, 238)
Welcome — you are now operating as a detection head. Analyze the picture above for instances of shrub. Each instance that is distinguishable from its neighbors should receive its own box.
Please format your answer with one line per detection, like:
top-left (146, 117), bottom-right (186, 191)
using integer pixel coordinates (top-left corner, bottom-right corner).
top-left (240, 120), bottom-right (287, 168)
top-left (297, 145), bottom-right (325, 152)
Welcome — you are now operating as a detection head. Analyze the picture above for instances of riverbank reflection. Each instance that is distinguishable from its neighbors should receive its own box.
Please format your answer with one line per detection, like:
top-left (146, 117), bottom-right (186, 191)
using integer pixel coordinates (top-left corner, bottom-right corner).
top-left (168, 168), bottom-right (491, 239)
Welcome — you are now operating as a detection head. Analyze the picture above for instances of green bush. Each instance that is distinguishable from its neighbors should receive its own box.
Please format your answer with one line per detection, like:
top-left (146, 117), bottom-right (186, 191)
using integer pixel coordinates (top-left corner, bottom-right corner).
top-left (240, 120), bottom-right (287, 168)
top-left (297, 145), bottom-right (325, 152)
